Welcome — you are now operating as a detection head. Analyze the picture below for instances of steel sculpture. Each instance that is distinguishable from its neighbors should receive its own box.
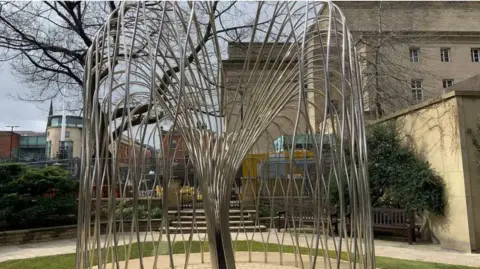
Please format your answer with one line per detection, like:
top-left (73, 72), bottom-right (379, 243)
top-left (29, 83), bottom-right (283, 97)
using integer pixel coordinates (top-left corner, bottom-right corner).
top-left (78, 1), bottom-right (374, 269)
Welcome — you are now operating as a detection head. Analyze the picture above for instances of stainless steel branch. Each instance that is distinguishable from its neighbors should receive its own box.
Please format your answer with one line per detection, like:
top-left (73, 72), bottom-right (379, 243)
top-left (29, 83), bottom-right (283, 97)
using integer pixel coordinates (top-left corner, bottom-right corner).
top-left (78, 1), bottom-right (375, 269)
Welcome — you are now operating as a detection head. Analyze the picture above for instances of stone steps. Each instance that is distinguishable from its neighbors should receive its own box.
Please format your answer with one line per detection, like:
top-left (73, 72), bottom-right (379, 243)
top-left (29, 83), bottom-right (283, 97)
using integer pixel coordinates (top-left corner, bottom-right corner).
top-left (170, 220), bottom-right (256, 227)
top-left (162, 225), bottom-right (267, 234)
top-left (166, 208), bottom-right (266, 234)
top-left (171, 214), bottom-right (250, 221)
top-left (167, 209), bottom-right (256, 215)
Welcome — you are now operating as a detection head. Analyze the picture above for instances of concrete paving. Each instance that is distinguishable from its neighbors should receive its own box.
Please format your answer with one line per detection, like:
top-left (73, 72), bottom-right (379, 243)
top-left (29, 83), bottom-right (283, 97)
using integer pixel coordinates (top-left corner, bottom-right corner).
top-left (0, 231), bottom-right (479, 267)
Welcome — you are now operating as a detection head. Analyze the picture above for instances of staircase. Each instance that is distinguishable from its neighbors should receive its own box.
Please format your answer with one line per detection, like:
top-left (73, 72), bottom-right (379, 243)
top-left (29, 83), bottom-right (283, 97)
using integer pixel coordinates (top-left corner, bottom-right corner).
top-left (165, 208), bottom-right (267, 234)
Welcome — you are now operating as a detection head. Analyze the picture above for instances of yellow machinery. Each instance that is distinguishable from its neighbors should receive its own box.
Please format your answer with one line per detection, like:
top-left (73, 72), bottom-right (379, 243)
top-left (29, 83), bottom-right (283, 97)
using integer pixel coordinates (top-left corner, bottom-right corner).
top-left (241, 153), bottom-right (268, 178)
top-left (241, 151), bottom-right (314, 178)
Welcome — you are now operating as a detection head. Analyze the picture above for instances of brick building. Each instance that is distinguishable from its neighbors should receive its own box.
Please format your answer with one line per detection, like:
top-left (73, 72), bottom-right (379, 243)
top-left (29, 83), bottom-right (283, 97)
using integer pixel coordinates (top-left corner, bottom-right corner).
top-left (115, 136), bottom-right (153, 166)
top-left (161, 130), bottom-right (188, 165)
top-left (0, 131), bottom-right (20, 159)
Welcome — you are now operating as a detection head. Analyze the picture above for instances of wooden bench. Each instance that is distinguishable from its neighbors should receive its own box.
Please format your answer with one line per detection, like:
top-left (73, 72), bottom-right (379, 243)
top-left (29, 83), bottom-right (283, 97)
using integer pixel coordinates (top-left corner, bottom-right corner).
top-left (276, 203), bottom-right (339, 235)
top-left (371, 208), bottom-right (419, 244)
top-left (346, 207), bottom-right (419, 244)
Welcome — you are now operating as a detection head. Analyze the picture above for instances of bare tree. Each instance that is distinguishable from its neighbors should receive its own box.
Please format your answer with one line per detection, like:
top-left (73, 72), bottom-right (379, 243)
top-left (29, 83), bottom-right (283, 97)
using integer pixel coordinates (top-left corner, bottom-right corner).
top-left (0, 1), bottom-right (111, 109)
top-left (338, 1), bottom-right (462, 119)
top-left (0, 1), bottom-right (259, 122)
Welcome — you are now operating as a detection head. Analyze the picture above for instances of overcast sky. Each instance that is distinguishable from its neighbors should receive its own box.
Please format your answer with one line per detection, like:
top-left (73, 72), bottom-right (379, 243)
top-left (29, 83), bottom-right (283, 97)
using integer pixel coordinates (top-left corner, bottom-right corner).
top-left (0, 1), bottom-right (305, 135)
top-left (0, 64), bottom-right (50, 133)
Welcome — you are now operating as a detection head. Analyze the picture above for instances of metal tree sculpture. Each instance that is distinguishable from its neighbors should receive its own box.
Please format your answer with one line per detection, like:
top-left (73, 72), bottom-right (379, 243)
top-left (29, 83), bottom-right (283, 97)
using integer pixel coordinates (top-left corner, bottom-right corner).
top-left (78, 1), bottom-right (374, 269)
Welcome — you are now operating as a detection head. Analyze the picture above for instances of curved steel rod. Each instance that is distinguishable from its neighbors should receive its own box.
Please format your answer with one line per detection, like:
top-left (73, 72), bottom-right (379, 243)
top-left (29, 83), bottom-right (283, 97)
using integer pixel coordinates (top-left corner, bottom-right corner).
top-left (78, 1), bottom-right (375, 269)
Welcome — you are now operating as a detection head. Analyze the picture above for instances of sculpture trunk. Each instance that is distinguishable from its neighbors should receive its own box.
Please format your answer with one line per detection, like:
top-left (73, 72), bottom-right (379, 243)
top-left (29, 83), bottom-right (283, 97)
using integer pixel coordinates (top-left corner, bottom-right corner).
top-left (201, 173), bottom-right (236, 269)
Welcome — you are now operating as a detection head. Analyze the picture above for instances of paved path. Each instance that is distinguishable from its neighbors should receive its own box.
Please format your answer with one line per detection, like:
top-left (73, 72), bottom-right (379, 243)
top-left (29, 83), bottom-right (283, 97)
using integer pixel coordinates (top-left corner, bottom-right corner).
top-left (91, 252), bottom-right (351, 269)
top-left (1, 232), bottom-right (479, 267)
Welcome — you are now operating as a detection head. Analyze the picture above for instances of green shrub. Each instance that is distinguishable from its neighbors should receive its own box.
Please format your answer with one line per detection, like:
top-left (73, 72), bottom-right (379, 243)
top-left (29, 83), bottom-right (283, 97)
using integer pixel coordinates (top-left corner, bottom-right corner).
top-left (258, 202), bottom-right (280, 217)
top-left (92, 202), bottom-right (164, 221)
top-left (115, 204), bottom-right (147, 220)
top-left (367, 123), bottom-right (445, 216)
top-left (0, 163), bottom-right (26, 186)
top-left (150, 207), bottom-right (163, 219)
top-left (0, 165), bottom-right (78, 229)
top-left (329, 122), bottom-right (446, 216)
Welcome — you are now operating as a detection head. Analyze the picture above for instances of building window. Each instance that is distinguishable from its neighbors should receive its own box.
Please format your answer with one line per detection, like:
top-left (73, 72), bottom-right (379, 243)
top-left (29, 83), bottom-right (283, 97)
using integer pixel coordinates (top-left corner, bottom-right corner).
top-left (46, 141), bottom-right (51, 159)
top-left (50, 117), bottom-right (61, 127)
top-left (65, 141), bottom-right (74, 159)
top-left (170, 140), bottom-right (177, 149)
top-left (410, 48), bottom-right (419, 62)
top-left (472, 48), bottom-right (480, 62)
top-left (411, 80), bottom-right (423, 102)
top-left (65, 131), bottom-right (70, 138)
top-left (440, 48), bottom-right (450, 62)
top-left (442, 79), bottom-right (454, 89)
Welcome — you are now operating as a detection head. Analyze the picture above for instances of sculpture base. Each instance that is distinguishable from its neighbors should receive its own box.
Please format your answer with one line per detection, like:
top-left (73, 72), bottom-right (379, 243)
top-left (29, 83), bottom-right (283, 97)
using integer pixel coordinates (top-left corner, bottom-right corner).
top-left (93, 252), bottom-right (352, 269)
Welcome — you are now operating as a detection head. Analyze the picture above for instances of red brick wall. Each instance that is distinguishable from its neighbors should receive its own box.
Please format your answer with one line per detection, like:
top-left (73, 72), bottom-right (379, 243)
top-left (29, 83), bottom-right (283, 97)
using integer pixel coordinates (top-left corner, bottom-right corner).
top-left (0, 132), bottom-right (20, 158)
top-left (162, 134), bottom-right (187, 164)
top-left (117, 140), bottom-right (152, 165)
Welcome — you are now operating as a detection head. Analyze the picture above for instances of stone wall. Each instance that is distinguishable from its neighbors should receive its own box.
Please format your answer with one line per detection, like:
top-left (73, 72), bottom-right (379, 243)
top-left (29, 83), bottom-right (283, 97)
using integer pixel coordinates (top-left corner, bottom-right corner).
top-left (373, 89), bottom-right (480, 252)
top-left (0, 225), bottom-right (78, 246)
top-left (0, 220), bottom-right (165, 246)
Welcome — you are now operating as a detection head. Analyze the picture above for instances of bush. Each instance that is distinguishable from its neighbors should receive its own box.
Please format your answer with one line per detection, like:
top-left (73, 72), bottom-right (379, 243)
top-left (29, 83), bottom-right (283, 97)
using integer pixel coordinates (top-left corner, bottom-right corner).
top-left (150, 207), bottom-right (163, 219)
top-left (258, 202), bottom-right (281, 218)
top-left (116, 204), bottom-right (145, 220)
top-left (0, 163), bottom-right (26, 186)
top-left (328, 123), bottom-right (446, 216)
top-left (114, 205), bottom-right (163, 220)
top-left (366, 123), bottom-right (445, 216)
top-left (0, 164), bottom-right (78, 230)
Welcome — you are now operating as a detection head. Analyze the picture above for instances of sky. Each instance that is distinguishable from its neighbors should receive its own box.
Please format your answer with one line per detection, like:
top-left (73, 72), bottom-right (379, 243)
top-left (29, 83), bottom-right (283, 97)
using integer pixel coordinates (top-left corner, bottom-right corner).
top-left (0, 66), bottom-right (50, 133)
top-left (0, 1), bottom-right (307, 135)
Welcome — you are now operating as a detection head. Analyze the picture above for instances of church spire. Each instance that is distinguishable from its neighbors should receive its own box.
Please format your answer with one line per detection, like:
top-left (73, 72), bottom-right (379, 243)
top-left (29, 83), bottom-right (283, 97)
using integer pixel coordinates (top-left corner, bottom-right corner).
top-left (46, 100), bottom-right (53, 128)
top-left (48, 100), bottom-right (53, 116)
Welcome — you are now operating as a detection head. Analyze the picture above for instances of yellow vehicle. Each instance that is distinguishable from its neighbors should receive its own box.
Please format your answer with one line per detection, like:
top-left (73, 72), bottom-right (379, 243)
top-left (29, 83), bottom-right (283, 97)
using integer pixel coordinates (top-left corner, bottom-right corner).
top-left (241, 150), bottom-right (314, 178)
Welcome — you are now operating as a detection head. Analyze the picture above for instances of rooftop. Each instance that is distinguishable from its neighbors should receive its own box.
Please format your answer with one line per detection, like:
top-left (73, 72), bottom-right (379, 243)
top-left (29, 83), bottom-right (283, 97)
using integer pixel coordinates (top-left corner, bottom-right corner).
top-left (15, 131), bottom-right (45, 136)
top-left (48, 114), bottom-right (83, 119)
top-left (446, 74), bottom-right (480, 93)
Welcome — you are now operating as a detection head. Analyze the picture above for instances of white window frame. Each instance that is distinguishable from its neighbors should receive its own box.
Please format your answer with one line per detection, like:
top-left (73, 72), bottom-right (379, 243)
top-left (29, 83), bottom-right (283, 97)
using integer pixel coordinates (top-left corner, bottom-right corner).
top-left (410, 48), bottom-right (419, 62)
top-left (440, 48), bottom-right (450, 62)
top-left (442, 79), bottom-right (454, 89)
top-left (472, 48), bottom-right (480, 62)
top-left (411, 79), bottom-right (423, 102)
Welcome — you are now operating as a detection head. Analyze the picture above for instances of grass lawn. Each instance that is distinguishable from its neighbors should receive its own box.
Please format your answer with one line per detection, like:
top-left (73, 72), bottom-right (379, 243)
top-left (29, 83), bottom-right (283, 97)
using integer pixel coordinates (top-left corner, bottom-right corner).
top-left (0, 240), bottom-right (474, 269)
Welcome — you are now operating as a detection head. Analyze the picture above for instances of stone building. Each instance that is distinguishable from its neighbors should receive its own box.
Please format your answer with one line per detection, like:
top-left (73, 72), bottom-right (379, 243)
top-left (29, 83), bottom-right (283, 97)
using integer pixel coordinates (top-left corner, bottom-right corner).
top-left (46, 114), bottom-right (83, 159)
top-left (335, 1), bottom-right (480, 116)
top-left (222, 42), bottom-right (310, 153)
top-left (222, 2), bottom-right (480, 152)
top-left (222, 29), bottom-right (349, 152)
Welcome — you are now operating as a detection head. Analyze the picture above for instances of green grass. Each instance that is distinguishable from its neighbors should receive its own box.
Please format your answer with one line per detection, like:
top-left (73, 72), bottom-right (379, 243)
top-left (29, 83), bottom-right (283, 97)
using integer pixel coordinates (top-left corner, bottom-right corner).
top-left (0, 241), bottom-right (474, 269)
